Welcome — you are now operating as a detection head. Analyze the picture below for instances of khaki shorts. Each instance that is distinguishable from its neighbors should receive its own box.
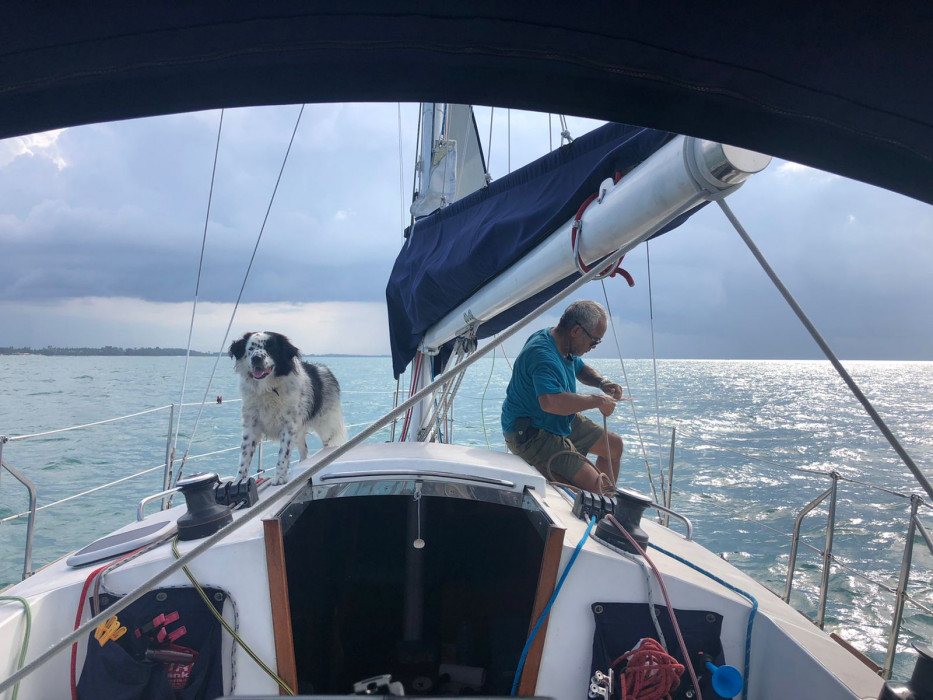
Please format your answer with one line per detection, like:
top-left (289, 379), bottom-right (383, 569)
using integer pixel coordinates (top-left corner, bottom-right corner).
top-left (504, 413), bottom-right (604, 483)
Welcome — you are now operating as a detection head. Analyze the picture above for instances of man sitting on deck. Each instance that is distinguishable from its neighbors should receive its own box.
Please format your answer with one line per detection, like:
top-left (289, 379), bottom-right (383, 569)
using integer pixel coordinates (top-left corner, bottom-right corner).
top-left (501, 300), bottom-right (625, 494)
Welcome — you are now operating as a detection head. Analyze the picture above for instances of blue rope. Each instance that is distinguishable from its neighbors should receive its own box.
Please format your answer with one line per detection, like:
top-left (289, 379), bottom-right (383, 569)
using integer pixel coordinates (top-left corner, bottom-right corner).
top-left (510, 515), bottom-right (596, 696)
top-left (648, 542), bottom-right (758, 700)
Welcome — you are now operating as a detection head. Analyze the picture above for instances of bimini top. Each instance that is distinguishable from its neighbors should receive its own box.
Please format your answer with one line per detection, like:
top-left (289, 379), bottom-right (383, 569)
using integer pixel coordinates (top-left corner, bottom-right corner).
top-left (386, 122), bottom-right (698, 377)
top-left (0, 4), bottom-right (930, 206)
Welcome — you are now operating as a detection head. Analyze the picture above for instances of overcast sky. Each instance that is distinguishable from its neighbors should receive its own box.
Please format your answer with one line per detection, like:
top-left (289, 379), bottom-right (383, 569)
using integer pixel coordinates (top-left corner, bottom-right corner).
top-left (1, 103), bottom-right (931, 361)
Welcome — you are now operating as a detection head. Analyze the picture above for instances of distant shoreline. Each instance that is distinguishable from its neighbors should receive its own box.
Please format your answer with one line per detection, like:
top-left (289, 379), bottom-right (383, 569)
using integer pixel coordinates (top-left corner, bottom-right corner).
top-left (0, 346), bottom-right (389, 358)
top-left (0, 346), bottom-right (214, 357)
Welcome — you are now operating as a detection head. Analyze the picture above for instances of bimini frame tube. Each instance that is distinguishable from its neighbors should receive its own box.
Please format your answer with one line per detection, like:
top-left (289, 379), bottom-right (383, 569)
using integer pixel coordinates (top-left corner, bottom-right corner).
top-left (420, 137), bottom-right (770, 352)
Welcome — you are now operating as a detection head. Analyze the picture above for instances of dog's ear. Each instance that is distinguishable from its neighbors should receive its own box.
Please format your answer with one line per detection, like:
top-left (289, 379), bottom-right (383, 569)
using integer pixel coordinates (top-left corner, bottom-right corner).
top-left (271, 333), bottom-right (302, 376)
top-left (229, 333), bottom-right (251, 360)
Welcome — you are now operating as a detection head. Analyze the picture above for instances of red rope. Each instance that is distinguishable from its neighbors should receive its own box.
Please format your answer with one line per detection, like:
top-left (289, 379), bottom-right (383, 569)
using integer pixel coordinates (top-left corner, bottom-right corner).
top-left (570, 191), bottom-right (635, 285)
top-left (612, 638), bottom-right (684, 700)
top-left (71, 563), bottom-right (111, 700)
top-left (70, 545), bottom-right (148, 699)
top-left (607, 514), bottom-right (703, 699)
top-left (399, 351), bottom-right (422, 441)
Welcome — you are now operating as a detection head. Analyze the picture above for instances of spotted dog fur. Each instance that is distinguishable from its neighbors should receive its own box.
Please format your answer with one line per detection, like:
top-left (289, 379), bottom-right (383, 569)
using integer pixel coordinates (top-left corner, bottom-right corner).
top-left (229, 331), bottom-right (347, 485)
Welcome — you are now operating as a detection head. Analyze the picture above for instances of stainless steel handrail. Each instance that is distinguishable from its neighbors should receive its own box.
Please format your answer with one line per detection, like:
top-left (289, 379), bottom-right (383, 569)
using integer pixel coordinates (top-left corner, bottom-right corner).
top-left (0, 400), bottom-right (242, 581)
top-left (651, 500), bottom-right (693, 540)
top-left (883, 496), bottom-right (933, 678)
top-left (783, 475), bottom-right (838, 611)
top-left (1, 449), bottom-right (37, 580)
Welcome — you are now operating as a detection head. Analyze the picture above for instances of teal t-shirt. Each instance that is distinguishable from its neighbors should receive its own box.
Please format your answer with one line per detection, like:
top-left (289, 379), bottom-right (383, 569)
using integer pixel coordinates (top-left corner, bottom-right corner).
top-left (501, 328), bottom-right (584, 437)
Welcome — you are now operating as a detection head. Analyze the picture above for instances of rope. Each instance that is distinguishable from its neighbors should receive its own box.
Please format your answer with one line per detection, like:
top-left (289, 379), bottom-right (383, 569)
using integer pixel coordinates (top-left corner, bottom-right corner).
top-left (170, 537), bottom-right (294, 694)
top-left (570, 193), bottom-right (633, 283)
top-left (613, 638), bottom-right (684, 700)
top-left (604, 515), bottom-right (703, 700)
top-left (649, 541), bottom-right (757, 700)
top-left (600, 284), bottom-right (662, 505)
top-left (0, 596), bottom-right (31, 700)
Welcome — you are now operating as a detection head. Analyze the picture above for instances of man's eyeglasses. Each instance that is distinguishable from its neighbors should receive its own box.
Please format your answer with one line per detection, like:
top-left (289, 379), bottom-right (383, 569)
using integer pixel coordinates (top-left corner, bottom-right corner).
top-left (576, 322), bottom-right (601, 346)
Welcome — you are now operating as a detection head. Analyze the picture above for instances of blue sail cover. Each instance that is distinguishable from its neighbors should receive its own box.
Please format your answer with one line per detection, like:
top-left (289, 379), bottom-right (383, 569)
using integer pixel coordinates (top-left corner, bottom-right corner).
top-left (386, 122), bottom-right (690, 378)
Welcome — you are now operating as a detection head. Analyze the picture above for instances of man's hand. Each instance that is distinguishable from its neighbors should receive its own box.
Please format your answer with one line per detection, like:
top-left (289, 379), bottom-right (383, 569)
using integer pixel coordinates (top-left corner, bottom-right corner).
top-left (595, 394), bottom-right (617, 417)
top-left (600, 380), bottom-right (624, 401)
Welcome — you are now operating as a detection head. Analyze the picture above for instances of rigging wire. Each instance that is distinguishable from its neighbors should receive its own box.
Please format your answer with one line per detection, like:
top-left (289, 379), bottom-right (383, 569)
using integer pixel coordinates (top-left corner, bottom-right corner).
top-left (173, 104), bottom-right (306, 490)
top-left (508, 108), bottom-right (511, 174)
top-left (480, 344), bottom-right (497, 449)
top-left (486, 106), bottom-right (495, 175)
top-left (171, 109), bottom-right (225, 486)
top-left (600, 281), bottom-right (662, 505)
top-left (644, 241), bottom-right (669, 507)
top-left (718, 199), bottom-right (933, 502)
top-left (397, 103), bottom-right (406, 240)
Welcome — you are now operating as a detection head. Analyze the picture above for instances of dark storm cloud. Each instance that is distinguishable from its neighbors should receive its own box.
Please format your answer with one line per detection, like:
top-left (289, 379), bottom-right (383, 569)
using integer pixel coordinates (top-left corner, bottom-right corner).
top-left (0, 105), bottom-right (410, 304)
top-left (591, 163), bottom-right (933, 360)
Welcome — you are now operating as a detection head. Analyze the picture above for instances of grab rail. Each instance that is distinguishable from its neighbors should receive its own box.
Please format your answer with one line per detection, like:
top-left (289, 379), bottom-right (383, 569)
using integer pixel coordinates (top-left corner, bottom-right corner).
top-left (884, 496), bottom-right (933, 678)
top-left (0, 438), bottom-right (37, 580)
top-left (0, 401), bottom-right (240, 582)
top-left (783, 471), bottom-right (839, 628)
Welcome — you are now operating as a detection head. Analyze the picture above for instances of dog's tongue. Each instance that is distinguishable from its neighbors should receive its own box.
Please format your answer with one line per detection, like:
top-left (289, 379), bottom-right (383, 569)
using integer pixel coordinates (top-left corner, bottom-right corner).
top-left (252, 368), bottom-right (271, 379)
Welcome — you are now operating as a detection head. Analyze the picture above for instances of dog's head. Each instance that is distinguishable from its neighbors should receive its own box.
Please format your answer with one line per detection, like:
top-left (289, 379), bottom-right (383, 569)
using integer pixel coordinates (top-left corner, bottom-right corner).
top-left (229, 331), bottom-right (301, 380)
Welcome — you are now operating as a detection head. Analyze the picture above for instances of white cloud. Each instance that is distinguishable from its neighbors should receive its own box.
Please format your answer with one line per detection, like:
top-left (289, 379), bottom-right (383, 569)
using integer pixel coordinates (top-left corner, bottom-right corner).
top-left (0, 129), bottom-right (67, 169)
top-left (775, 160), bottom-right (838, 183)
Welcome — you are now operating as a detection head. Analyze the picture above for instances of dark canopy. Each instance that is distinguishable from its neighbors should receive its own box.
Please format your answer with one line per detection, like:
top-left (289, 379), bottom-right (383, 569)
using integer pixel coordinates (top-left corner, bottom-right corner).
top-left (1, 2), bottom-right (931, 205)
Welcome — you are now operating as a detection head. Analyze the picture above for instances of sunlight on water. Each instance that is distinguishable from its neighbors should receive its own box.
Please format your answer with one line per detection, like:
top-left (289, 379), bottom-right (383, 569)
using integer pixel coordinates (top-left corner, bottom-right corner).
top-left (1, 355), bottom-right (932, 678)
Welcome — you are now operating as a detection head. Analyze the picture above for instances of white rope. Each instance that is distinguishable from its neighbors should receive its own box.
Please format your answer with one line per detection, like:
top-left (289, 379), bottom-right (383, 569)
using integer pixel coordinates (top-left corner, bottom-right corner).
top-left (559, 114), bottom-right (573, 144)
top-left (600, 281), bottom-right (662, 505)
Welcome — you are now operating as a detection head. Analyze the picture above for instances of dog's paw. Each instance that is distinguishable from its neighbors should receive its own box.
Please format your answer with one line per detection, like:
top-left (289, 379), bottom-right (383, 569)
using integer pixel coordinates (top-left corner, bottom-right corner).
top-left (236, 467), bottom-right (250, 480)
top-left (272, 471), bottom-right (288, 485)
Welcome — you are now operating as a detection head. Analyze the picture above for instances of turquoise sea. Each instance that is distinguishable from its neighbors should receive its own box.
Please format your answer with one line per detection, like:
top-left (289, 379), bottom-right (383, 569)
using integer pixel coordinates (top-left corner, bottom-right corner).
top-left (1, 354), bottom-right (932, 678)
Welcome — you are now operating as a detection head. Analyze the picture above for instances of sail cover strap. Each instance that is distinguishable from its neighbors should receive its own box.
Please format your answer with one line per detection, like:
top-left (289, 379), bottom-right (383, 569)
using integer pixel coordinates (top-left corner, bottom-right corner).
top-left (386, 122), bottom-right (695, 378)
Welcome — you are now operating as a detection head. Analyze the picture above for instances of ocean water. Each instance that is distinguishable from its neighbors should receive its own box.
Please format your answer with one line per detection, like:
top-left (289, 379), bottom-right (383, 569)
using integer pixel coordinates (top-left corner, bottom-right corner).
top-left (1, 354), bottom-right (932, 678)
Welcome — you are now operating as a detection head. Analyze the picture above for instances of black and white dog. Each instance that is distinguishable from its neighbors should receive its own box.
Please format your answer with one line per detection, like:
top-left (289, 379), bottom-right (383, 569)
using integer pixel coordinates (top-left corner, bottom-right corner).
top-left (229, 331), bottom-right (347, 484)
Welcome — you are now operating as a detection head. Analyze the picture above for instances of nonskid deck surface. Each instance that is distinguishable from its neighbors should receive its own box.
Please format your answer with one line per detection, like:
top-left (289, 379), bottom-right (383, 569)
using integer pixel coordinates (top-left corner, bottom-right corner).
top-left (0, 442), bottom-right (883, 698)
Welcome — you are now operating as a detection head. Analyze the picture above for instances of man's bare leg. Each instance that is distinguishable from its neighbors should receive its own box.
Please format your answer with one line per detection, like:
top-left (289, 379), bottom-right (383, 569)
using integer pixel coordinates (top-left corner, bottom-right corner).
top-left (589, 430), bottom-right (623, 485)
top-left (570, 464), bottom-right (616, 495)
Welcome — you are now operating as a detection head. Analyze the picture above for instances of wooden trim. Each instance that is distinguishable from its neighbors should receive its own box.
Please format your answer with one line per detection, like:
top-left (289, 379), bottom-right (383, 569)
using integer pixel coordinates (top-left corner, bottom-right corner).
top-left (518, 523), bottom-right (566, 696)
top-left (263, 518), bottom-right (298, 695)
top-left (830, 632), bottom-right (882, 673)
